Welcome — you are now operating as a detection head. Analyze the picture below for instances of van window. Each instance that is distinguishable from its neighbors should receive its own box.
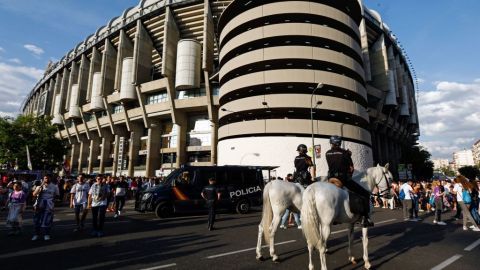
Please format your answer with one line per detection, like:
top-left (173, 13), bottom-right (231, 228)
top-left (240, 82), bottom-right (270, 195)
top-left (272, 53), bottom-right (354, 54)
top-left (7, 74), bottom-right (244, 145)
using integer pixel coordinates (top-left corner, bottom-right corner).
top-left (244, 169), bottom-right (260, 186)
top-left (226, 168), bottom-right (243, 186)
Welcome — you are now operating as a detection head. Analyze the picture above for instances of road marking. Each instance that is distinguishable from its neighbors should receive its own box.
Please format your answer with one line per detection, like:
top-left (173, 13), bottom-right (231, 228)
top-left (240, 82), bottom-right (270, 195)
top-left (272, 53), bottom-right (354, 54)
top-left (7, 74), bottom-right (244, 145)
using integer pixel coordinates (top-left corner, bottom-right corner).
top-left (331, 218), bottom-right (397, 235)
top-left (206, 240), bottom-right (296, 259)
top-left (430, 254), bottom-right (462, 270)
top-left (464, 238), bottom-right (480, 251)
top-left (139, 263), bottom-right (177, 270)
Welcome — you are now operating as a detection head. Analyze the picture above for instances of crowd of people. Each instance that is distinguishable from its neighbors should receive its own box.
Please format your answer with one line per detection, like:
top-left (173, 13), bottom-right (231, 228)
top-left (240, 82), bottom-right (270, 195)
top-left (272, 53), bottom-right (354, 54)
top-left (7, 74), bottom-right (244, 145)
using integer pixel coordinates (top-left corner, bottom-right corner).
top-left (0, 174), bottom-right (166, 240)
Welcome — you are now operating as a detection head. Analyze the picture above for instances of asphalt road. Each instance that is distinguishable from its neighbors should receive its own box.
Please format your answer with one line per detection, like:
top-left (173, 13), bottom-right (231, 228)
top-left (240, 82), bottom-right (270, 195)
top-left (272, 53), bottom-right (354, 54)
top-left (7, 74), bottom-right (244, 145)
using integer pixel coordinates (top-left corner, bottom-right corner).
top-left (1, 202), bottom-right (479, 270)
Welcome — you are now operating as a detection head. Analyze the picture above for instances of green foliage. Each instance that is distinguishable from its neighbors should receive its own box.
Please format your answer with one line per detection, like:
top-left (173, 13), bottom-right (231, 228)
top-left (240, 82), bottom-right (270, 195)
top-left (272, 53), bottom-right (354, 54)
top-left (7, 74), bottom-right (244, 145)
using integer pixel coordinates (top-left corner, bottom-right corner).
top-left (401, 145), bottom-right (434, 180)
top-left (440, 166), bottom-right (456, 177)
top-left (0, 115), bottom-right (66, 171)
top-left (458, 166), bottom-right (480, 181)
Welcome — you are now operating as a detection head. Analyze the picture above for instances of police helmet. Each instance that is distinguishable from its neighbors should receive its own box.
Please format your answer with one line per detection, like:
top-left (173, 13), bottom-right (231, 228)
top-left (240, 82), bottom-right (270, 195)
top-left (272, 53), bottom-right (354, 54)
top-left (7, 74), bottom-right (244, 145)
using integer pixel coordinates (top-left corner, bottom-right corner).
top-left (330, 135), bottom-right (342, 146)
top-left (297, 144), bottom-right (308, 153)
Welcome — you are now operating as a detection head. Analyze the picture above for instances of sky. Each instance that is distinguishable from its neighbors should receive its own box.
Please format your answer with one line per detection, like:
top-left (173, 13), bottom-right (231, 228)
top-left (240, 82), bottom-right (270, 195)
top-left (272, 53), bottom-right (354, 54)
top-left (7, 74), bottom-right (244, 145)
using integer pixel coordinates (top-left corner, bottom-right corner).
top-left (0, 0), bottom-right (479, 161)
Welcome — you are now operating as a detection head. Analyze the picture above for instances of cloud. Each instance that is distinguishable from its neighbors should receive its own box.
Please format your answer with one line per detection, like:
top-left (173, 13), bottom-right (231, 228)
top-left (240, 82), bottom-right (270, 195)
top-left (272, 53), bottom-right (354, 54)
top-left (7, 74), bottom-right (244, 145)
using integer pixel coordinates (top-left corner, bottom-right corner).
top-left (418, 79), bottom-right (480, 160)
top-left (8, 58), bottom-right (22, 64)
top-left (24, 44), bottom-right (44, 56)
top-left (0, 61), bottom-right (43, 117)
top-left (416, 78), bottom-right (426, 84)
top-left (0, 47), bottom-right (5, 53)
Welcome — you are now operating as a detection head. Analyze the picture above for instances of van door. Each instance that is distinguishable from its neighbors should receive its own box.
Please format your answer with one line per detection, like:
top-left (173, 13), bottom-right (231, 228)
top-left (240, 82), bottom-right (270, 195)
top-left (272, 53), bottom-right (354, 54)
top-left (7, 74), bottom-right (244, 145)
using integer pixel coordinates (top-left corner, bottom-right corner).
top-left (172, 168), bottom-right (200, 213)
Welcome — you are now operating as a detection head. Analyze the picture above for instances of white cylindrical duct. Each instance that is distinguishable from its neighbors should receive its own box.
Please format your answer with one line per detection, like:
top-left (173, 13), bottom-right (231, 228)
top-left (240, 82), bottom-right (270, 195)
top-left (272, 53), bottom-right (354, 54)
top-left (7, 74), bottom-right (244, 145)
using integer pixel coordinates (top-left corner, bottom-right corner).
top-left (120, 57), bottom-right (136, 100)
top-left (69, 84), bottom-right (81, 118)
top-left (90, 72), bottom-right (105, 111)
top-left (51, 94), bottom-right (63, 125)
top-left (175, 39), bottom-right (201, 90)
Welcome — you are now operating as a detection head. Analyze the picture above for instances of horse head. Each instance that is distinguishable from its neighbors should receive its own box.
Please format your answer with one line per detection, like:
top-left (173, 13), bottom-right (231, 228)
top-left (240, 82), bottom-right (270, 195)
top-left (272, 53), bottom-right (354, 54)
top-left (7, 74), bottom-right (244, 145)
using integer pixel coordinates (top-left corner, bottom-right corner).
top-left (366, 164), bottom-right (393, 193)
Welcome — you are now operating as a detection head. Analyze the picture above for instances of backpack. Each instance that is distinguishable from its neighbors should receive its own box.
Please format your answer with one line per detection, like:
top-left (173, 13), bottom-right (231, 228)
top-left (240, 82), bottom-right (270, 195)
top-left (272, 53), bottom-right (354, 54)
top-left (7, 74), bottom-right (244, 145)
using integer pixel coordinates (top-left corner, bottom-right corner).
top-left (462, 189), bottom-right (472, 204)
top-left (399, 189), bottom-right (405, 200)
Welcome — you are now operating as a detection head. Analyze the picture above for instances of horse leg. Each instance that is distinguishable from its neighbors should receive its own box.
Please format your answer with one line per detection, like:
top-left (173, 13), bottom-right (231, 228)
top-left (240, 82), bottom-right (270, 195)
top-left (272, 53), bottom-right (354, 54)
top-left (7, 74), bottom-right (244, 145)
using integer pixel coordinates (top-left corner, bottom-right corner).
top-left (256, 224), bottom-right (264, 260)
top-left (318, 224), bottom-right (331, 270)
top-left (308, 243), bottom-right (315, 270)
top-left (347, 223), bottom-right (357, 265)
top-left (362, 227), bottom-right (371, 269)
top-left (269, 214), bottom-right (282, 262)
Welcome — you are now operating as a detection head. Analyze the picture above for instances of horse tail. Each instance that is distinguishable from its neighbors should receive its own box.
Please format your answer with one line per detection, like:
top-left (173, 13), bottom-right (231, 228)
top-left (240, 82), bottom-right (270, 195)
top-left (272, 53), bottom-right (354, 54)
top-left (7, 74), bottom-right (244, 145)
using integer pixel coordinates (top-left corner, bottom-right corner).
top-left (261, 182), bottom-right (273, 244)
top-left (301, 185), bottom-right (322, 247)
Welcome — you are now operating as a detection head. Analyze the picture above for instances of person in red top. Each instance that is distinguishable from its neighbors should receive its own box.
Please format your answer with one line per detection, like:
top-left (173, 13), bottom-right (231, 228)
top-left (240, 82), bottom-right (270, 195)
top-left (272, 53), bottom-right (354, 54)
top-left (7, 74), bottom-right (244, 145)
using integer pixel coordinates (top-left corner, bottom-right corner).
top-left (130, 177), bottom-right (139, 200)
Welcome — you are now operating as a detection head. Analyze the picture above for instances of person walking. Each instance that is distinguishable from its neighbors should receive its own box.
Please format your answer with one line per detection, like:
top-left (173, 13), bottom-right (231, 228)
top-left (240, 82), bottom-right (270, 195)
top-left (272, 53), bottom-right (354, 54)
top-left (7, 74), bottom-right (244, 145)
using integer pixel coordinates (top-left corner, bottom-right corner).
top-left (6, 181), bottom-right (27, 235)
top-left (432, 180), bottom-right (446, 225)
top-left (70, 174), bottom-right (90, 232)
top-left (32, 175), bottom-right (59, 241)
top-left (453, 175), bottom-right (480, 231)
top-left (401, 180), bottom-right (415, 221)
top-left (88, 176), bottom-right (110, 237)
top-left (201, 178), bottom-right (221, 231)
top-left (114, 176), bottom-right (128, 218)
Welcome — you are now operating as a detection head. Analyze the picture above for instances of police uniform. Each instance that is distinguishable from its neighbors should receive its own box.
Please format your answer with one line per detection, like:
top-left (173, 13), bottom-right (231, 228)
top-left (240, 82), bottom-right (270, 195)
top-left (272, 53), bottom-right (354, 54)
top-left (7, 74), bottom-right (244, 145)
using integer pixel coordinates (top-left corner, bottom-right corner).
top-left (326, 141), bottom-right (373, 227)
top-left (294, 153), bottom-right (313, 186)
top-left (202, 183), bottom-right (219, 230)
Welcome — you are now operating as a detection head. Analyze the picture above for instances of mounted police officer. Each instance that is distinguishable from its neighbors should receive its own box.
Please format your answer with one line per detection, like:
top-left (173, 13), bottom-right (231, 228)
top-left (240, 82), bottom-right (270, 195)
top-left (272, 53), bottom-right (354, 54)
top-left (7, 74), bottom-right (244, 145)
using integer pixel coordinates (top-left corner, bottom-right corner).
top-left (326, 135), bottom-right (374, 227)
top-left (293, 144), bottom-right (314, 187)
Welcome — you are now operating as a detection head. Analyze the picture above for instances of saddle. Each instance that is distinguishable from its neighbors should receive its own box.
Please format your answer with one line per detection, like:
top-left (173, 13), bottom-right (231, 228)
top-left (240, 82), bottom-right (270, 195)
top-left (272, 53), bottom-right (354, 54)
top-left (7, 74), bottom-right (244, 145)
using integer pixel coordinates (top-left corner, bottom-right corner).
top-left (328, 178), bottom-right (365, 216)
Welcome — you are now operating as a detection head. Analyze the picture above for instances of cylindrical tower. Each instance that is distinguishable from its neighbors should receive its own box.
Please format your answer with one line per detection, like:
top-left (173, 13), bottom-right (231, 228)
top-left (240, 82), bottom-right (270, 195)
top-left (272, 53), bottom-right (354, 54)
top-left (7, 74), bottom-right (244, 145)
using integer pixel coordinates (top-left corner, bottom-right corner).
top-left (217, 0), bottom-right (372, 178)
top-left (175, 39), bottom-right (201, 90)
top-left (120, 57), bottom-right (136, 100)
top-left (68, 84), bottom-right (81, 118)
top-left (90, 72), bottom-right (105, 111)
top-left (51, 94), bottom-right (63, 125)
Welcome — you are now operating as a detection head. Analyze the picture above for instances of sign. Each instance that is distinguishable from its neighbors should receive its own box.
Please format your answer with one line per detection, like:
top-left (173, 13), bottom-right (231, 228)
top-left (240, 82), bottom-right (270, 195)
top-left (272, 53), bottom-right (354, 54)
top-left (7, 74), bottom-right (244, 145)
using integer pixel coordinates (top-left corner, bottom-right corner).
top-left (139, 150), bottom-right (148, 155)
top-left (314, 145), bottom-right (322, 159)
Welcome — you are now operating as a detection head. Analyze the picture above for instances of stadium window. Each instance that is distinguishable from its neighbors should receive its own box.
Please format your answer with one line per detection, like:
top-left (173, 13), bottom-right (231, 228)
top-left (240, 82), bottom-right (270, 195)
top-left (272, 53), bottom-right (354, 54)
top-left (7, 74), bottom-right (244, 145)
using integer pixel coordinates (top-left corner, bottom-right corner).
top-left (146, 91), bottom-right (168, 104)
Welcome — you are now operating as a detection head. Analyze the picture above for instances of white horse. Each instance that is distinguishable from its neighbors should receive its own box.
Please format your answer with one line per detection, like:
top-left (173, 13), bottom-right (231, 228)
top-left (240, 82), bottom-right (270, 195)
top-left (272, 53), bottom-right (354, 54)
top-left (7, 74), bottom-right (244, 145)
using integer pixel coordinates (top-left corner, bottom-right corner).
top-left (301, 164), bottom-right (392, 270)
top-left (256, 180), bottom-right (304, 262)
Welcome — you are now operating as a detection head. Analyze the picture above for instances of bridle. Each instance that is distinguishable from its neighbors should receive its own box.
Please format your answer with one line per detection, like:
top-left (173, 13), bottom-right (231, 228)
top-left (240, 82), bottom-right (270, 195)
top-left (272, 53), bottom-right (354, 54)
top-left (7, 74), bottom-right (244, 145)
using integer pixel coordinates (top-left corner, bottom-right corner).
top-left (373, 168), bottom-right (391, 196)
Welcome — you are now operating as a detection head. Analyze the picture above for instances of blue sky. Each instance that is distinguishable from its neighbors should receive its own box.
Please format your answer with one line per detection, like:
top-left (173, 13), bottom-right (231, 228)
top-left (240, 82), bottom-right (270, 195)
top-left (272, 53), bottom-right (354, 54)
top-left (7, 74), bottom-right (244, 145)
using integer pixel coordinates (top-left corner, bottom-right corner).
top-left (0, 0), bottom-right (479, 160)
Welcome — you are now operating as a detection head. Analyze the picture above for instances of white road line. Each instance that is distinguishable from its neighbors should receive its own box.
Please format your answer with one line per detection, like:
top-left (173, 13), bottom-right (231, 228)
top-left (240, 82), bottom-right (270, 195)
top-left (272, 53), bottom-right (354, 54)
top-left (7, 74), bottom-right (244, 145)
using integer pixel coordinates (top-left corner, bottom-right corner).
top-left (331, 218), bottom-right (397, 235)
top-left (206, 240), bottom-right (296, 259)
top-left (464, 238), bottom-right (480, 251)
top-left (430, 254), bottom-right (462, 270)
top-left (139, 263), bottom-right (177, 270)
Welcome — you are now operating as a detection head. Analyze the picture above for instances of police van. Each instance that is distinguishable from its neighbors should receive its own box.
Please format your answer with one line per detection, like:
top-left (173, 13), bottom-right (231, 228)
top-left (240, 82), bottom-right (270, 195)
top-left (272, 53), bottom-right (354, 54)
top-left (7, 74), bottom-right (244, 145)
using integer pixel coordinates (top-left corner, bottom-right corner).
top-left (135, 165), bottom-right (276, 218)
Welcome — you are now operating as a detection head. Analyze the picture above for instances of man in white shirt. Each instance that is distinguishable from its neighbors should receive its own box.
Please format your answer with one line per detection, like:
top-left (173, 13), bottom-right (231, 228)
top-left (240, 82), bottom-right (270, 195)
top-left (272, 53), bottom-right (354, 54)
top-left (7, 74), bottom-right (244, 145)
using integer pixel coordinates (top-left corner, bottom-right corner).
top-left (70, 174), bottom-right (90, 232)
top-left (401, 180), bottom-right (414, 221)
top-left (88, 176), bottom-right (109, 237)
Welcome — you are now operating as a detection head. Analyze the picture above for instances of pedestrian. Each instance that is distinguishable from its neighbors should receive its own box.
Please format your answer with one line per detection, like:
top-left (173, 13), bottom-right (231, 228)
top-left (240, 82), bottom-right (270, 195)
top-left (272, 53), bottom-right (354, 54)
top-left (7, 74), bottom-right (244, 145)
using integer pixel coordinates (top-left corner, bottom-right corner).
top-left (88, 176), bottom-right (110, 237)
top-left (471, 180), bottom-right (480, 225)
top-left (6, 181), bottom-right (27, 235)
top-left (201, 178), bottom-right (221, 231)
top-left (70, 174), bottom-right (90, 232)
top-left (453, 175), bottom-right (480, 231)
top-left (401, 179), bottom-right (415, 221)
top-left (432, 180), bottom-right (446, 225)
top-left (114, 176), bottom-right (128, 218)
top-left (280, 174), bottom-right (301, 229)
top-left (32, 175), bottom-right (59, 241)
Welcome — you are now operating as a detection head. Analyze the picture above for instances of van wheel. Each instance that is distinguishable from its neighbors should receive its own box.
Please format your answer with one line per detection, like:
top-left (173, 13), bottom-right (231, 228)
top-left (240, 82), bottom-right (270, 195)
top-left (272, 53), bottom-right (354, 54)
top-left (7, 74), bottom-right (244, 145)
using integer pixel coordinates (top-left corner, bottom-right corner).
top-left (155, 202), bottom-right (172, 218)
top-left (236, 199), bottom-right (250, 214)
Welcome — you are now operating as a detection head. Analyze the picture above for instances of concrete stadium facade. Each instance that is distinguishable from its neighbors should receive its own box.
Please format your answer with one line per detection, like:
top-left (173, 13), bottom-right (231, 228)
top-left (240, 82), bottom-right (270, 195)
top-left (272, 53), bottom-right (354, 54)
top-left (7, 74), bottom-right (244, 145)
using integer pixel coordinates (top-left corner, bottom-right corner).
top-left (22, 0), bottom-right (419, 178)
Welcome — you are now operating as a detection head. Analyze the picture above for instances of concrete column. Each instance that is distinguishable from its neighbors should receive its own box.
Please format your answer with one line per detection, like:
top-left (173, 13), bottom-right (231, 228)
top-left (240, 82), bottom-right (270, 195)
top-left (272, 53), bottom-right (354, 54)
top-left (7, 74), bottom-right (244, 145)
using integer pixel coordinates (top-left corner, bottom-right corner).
top-left (78, 54), bottom-right (90, 105)
top-left (78, 139), bottom-right (90, 173)
top-left (114, 30), bottom-right (134, 92)
top-left (99, 131), bottom-right (114, 174)
top-left (127, 123), bottom-right (143, 177)
top-left (70, 143), bottom-right (79, 175)
top-left (101, 39), bottom-right (117, 96)
top-left (112, 135), bottom-right (120, 176)
top-left (176, 114), bottom-right (188, 167)
top-left (87, 134), bottom-right (101, 174)
top-left (146, 122), bottom-right (162, 177)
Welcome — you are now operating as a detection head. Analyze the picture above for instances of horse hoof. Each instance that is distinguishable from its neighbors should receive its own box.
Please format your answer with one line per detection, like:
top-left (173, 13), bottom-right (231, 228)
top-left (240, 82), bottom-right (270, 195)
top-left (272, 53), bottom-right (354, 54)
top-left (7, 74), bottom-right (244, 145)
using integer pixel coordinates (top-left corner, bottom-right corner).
top-left (256, 256), bottom-right (265, 261)
top-left (272, 256), bottom-right (280, 263)
top-left (349, 257), bottom-right (357, 265)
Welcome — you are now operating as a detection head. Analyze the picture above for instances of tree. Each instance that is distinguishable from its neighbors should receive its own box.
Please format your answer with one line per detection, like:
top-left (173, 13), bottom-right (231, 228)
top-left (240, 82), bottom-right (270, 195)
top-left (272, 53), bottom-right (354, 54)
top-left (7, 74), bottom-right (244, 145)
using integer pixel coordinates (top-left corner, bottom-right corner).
top-left (0, 115), bottom-right (66, 171)
top-left (458, 166), bottom-right (480, 181)
top-left (440, 166), bottom-right (456, 177)
top-left (401, 145), bottom-right (434, 180)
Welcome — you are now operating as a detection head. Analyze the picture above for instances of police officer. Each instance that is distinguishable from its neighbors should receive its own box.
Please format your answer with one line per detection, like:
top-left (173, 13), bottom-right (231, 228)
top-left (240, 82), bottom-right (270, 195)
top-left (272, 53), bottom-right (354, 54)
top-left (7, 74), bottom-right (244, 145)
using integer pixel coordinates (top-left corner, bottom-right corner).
top-left (294, 144), bottom-right (314, 186)
top-left (325, 135), bottom-right (374, 227)
top-left (201, 178), bottom-right (221, 231)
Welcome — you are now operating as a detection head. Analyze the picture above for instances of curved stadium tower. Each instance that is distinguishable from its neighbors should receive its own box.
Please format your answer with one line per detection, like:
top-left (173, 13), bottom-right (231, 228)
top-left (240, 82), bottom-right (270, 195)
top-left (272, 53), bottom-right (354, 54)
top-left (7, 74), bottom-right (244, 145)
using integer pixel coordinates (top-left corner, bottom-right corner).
top-left (22, 0), bottom-right (419, 178)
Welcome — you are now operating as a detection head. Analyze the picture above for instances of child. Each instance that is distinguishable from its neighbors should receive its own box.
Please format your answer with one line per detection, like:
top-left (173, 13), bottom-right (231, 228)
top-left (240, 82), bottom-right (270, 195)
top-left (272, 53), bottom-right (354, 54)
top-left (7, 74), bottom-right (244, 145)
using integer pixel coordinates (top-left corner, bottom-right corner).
top-left (6, 182), bottom-right (27, 235)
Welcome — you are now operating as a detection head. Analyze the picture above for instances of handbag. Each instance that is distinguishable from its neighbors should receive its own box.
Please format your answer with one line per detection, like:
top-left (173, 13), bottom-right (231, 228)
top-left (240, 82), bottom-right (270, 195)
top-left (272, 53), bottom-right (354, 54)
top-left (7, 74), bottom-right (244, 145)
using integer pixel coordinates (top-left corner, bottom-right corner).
top-left (463, 190), bottom-right (472, 204)
top-left (33, 185), bottom-right (44, 210)
top-left (429, 195), bottom-right (435, 207)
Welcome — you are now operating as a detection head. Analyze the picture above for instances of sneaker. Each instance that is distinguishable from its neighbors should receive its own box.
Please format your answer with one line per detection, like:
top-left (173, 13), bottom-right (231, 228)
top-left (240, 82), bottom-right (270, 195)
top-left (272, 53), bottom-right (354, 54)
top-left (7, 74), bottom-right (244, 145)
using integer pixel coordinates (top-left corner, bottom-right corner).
top-left (279, 225), bottom-right (287, 229)
top-left (297, 225), bottom-right (302, 229)
top-left (114, 213), bottom-right (118, 218)
top-left (437, 221), bottom-right (447, 225)
top-left (118, 210), bottom-right (121, 216)
top-left (433, 220), bottom-right (437, 224)
top-left (44, 235), bottom-right (50, 241)
top-left (31, 235), bottom-right (39, 241)
top-left (463, 226), bottom-right (468, 231)
top-left (472, 227), bottom-right (480, 232)
top-left (469, 225), bottom-right (476, 229)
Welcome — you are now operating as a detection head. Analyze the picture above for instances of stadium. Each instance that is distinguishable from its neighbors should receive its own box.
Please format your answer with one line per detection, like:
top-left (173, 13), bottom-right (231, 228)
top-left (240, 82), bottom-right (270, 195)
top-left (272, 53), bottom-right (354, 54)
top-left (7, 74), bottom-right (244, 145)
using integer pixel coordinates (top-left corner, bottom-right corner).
top-left (22, 0), bottom-right (419, 178)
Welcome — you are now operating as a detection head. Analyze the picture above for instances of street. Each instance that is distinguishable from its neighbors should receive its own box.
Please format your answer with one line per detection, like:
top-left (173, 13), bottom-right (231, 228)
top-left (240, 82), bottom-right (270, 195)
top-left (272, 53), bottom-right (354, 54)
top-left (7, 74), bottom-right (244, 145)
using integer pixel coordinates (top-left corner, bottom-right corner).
top-left (1, 203), bottom-right (479, 270)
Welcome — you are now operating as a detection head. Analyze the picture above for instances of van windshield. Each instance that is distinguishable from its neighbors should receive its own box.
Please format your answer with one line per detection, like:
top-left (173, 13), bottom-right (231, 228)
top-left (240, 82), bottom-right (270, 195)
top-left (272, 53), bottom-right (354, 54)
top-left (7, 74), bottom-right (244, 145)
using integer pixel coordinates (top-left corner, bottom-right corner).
top-left (163, 169), bottom-right (184, 186)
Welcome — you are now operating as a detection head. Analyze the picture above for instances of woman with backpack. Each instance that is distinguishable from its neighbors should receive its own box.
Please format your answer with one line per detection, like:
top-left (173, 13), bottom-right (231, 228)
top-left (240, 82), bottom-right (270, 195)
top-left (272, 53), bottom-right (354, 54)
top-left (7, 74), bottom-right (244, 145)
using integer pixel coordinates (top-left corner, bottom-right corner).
top-left (453, 175), bottom-right (480, 231)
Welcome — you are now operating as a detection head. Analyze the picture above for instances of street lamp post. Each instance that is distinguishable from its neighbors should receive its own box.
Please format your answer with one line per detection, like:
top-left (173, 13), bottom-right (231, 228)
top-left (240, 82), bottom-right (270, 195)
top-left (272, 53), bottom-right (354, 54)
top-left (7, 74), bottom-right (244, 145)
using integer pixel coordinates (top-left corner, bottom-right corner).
top-left (310, 83), bottom-right (324, 178)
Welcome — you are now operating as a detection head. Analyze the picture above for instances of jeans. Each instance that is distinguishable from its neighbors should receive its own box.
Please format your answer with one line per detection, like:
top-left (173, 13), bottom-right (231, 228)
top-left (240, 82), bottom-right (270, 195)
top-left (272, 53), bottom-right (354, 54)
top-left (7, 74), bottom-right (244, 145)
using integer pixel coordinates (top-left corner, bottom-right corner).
top-left (91, 205), bottom-right (107, 232)
top-left (402, 199), bottom-right (413, 219)
top-left (459, 201), bottom-right (478, 228)
top-left (206, 200), bottom-right (216, 228)
top-left (115, 196), bottom-right (126, 214)
top-left (434, 197), bottom-right (443, 222)
top-left (281, 209), bottom-right (301, 226)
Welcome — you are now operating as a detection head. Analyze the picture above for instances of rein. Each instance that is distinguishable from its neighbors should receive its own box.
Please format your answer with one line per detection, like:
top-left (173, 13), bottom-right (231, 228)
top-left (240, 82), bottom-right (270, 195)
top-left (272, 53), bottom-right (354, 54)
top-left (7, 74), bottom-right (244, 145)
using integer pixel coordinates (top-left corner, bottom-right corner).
top-left (372, 170), bottom-right (390, 197)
